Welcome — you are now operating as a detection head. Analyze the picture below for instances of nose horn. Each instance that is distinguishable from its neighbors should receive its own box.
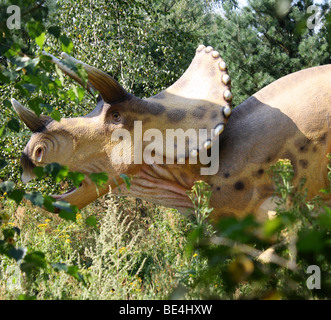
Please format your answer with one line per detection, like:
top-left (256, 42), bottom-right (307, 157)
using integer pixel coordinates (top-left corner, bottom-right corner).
top-left (11, 99), bottom-right (52, 132)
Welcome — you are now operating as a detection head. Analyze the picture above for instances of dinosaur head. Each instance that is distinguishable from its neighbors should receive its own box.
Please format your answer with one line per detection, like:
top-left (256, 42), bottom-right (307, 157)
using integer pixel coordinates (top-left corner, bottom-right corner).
top-left (12, 45), bottom-right (232, 210)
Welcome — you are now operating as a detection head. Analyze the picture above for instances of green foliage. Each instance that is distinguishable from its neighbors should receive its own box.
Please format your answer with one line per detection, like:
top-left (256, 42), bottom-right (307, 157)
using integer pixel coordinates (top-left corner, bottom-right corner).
top-left (211, 0), bottom-right (330, 106)
top-left (89, 172), bottom-right (108, 188)
top-left (182, 159), bottom-right (331, 299)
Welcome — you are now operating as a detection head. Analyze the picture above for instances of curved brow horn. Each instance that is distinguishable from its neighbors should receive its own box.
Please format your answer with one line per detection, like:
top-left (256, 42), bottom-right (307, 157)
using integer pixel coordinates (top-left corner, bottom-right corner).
top-left (43, 51), bottom-right (128, 103)
top-left (11, 99), bottom-right (52, 132)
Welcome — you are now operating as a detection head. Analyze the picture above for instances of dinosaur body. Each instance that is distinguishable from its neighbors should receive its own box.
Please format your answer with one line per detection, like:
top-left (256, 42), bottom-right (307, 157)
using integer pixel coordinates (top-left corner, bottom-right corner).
top-left (12, 46), bottom-right (331, 222)
top-left (114, 65), bottom-right (331, 220)
top-left (212, 64), bottom-right (331, 220)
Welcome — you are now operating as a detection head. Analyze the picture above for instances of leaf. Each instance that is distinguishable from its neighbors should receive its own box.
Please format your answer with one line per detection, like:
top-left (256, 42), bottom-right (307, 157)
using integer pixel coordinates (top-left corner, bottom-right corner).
top-left (7, 118), bottom-right (20, 132)
top-left (89, 172), bottom-right (108, 187)
top-left (52, 200), bottom-right (74, 212)
top-left (120, 174), bottom-right (131, 190)
top-left (43, 195), bottom-right (56, 212)
top-left (44, 162), bottom-right (61, 179)
top-left (22, 83), bottom-right (37, 93)
top-left (59, 35), bottom-right (73, 54)
top-left (14, 84), bottom-right (29, 97)
top-left (59, 210), bottom-right (77, 222)
top-left (55, 165), bottom-right (69, 183)
top-left (67, 87), bottom-right (77, 101)
top-left (53, 201), bottom-right (77, 222)
top-left (24, 192), bottom-right (44, 207)
top-left (35, 32), bottom-right (46, 48)
top-left (3, 227), bottom-right (19, 240)
top-left (0, 159), bottom-right (7, 170)
top-left (48, 26), bottom-right (61, 38)
top-left (67, 171), bottom-right (85, 188)
top-left (40, 103), bottom-right (53, 113)
top-left (67, 265), bottom-right (86, 284)
top-left (76, 86), bottom-right (86, 101)
top-left (50, 110), bottom-right (61, 122)
top-left (28, 99), bottom-right (42, 116)
top-left (54, 64), bottom-right (64, 84)
top-left (3, 99), bottom-right (12, 109)
top-left (297, 230), bottom-right (325, 252)
top-left (76, 64), bottom-right (89, 87)
top-left (0, 71), bottom-right (10, 83)
top-left (8, 247), bottom-right (27, 262)
top-left (26, 21), bottom-right (45, 39)
top-left (33, 166), bottom-right (45, 180)
top-left (1, 69), bottom-right (19, 81)
top-left (185, 225), bottom-right (204, 257)
top-left (318, 207), bottom-right (331, 230)
top-left (263, 217), bottom-right (283, 238)
top-left (86, 215), bottom-right (97, 228)
top-left (217, 215), bottom-right (259, 243)
top-left (0, 181), bottom-right (15, 193)
top-left (51, 262), bottom-right (68, 272)
top-left (8, 189), bottom-right (25, 205)
top-left (13, 56), bottom-right (31, 71)
top-left (20, 251), bottom-right (47, 275)
top-left (52, 263), bottom-right (85, 285)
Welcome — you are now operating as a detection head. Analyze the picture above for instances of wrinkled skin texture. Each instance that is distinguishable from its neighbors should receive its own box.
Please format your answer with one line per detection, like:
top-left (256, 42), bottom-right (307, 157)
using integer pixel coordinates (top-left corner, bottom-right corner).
top-left (13, 46), bottom-right (331, 222)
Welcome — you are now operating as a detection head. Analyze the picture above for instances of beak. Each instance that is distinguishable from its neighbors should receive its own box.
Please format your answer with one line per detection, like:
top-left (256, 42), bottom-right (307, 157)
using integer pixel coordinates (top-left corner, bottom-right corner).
top-left (21, 170), bottom-right (36, 183)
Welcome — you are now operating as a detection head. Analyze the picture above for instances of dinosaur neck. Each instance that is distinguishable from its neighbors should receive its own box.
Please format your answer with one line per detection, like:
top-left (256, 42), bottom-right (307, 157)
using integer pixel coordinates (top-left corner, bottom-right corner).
top-left (131, 96), bottom-right (227, 162)
top-left (112, 162), bottom-right (196, 215)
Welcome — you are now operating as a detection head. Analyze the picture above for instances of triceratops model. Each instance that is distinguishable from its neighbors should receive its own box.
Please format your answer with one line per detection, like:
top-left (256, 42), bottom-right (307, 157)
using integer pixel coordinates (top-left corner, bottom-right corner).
top-left (11, 45), bottom-right (331, 222)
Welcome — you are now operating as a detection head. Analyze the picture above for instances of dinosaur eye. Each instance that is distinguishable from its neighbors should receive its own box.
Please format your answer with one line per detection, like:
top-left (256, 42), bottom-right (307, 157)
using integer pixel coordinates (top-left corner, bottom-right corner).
top-left (112, 111), bottom-right (121, 122)
top-left (35, 147), bottom-right (43, 162)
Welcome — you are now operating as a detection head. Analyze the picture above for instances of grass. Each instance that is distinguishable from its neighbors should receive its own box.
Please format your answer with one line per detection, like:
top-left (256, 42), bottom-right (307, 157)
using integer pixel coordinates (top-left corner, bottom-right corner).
top-left (0, 188), bottom-right (207, 300)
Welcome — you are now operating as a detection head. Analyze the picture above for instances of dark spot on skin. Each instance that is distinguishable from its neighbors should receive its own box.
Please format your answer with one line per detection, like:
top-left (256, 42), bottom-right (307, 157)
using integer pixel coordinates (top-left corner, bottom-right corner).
top-left (252, 168), bottom-right (265, 178)
top-left (234, 181), bottom-right (245, 191)
top-left (319, 133), bottom-right (327, 143)
top-left (167, 108), bottom-right (187, 123)
top-left (224, 173), bottom-right (230, 178)
top-left (299, 159), bottom-right (309, 169)
top-left (264, 148), bottom-right (283, 164)
top-left (294, 137), bottom-right (311, 153)
top-left (192, 106), bottom-right (207, 119)
top-left (146, 102), bottom-right (166, 115)
top-left (216, 186), bottom-right (221, 191)
top-left (210, 110), bottom-right (218, 120)
top-left (129, 97), bottom-right (166, 115)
